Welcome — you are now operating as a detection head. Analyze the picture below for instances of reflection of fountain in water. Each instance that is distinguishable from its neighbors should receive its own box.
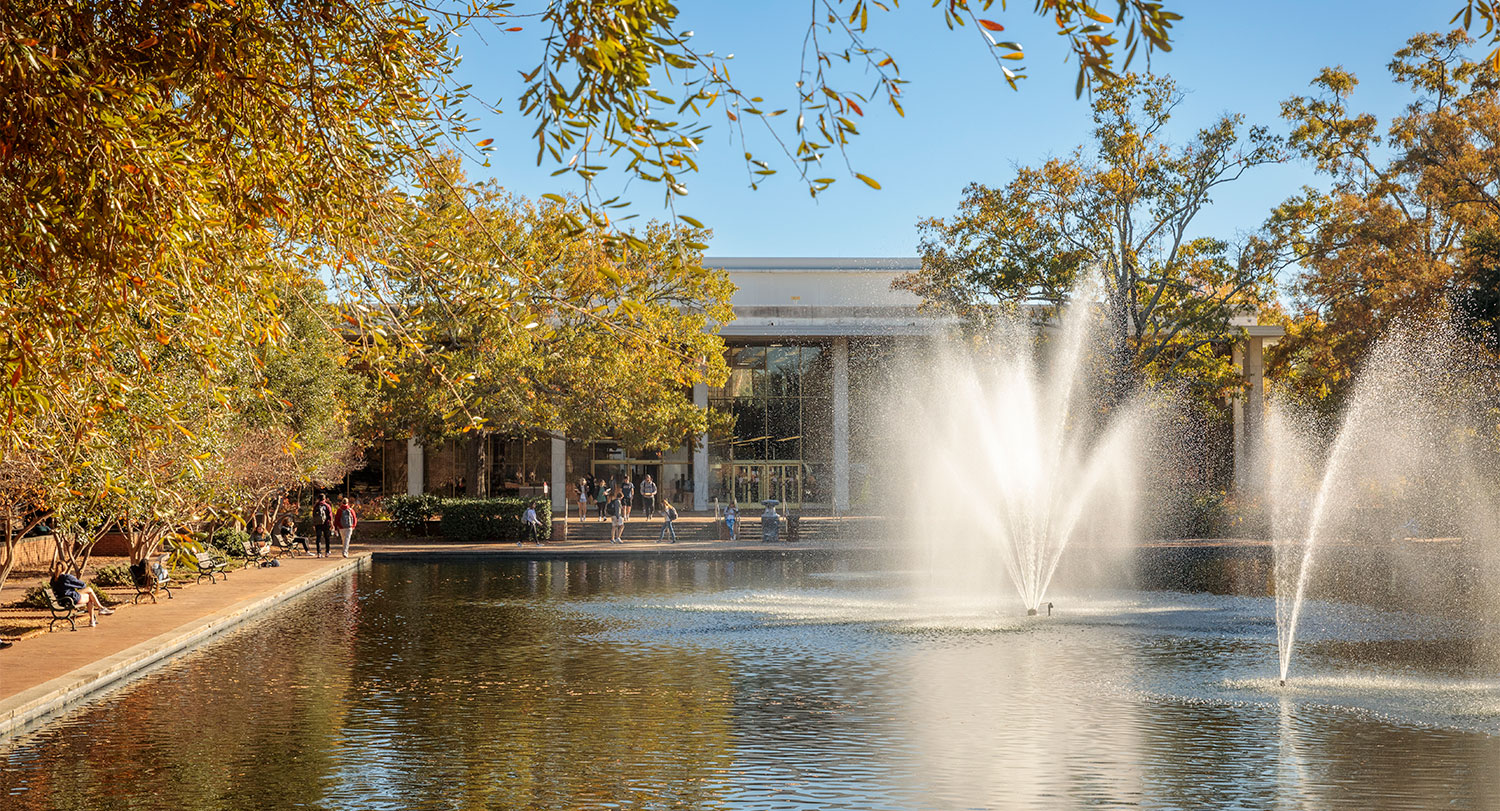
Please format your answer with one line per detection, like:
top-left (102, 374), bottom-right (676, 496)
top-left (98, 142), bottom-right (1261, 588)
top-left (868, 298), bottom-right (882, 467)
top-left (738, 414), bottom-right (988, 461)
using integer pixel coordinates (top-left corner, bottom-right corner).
top-left (1268, 322), bottom-right (1499, 683)
top-left (895, 291), bottom-right (1143, 614)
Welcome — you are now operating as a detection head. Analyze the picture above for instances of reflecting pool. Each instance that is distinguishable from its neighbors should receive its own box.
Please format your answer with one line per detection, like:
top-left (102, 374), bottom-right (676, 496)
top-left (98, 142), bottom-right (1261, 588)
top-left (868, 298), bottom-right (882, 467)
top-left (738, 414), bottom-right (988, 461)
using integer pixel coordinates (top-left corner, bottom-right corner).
top-left (3, 557), bottom-right (1500, 810)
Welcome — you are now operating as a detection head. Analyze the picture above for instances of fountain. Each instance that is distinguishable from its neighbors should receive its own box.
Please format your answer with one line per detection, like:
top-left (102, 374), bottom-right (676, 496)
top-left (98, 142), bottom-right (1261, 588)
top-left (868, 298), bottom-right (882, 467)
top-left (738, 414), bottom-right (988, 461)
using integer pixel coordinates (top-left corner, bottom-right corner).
top-left (1269, 321), bottom-right (1498, 683)
top-left (895, 290), bottom-right (1143, 614)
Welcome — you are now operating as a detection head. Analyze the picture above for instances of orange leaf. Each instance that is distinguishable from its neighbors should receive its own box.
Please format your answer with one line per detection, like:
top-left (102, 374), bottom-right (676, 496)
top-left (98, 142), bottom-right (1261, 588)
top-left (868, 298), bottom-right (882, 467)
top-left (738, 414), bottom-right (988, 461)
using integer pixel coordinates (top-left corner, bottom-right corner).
top-left (475, 138), bottom-right (493, 147)
top-left (846, 98), bottom-right (863, 116)
top-left (979, 19), bottom-right (1004, 31)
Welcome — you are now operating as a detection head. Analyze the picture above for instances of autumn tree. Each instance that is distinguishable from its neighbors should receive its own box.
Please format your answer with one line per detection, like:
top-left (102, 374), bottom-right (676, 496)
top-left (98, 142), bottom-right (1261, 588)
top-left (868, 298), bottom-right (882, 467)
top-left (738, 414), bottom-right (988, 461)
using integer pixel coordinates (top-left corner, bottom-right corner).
top-left (902, 72), bottom-right (1281, 401)
top-left (1259, 31), bottom-right (1500, 417)
top-left (368, 158), bottom-right (732, 491)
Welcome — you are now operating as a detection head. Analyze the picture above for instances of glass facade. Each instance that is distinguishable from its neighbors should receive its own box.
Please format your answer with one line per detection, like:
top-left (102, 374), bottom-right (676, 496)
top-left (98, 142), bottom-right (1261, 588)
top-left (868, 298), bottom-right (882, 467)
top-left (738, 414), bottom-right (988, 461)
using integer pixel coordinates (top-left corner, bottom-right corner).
top-left (708, 343), bottom-right (833, 507)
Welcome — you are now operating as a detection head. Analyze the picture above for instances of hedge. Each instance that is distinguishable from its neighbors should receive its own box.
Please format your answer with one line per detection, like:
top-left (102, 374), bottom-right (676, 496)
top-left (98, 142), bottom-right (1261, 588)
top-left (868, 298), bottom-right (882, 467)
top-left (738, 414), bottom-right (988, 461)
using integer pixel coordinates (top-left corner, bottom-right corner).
top-left (387, 493), bottom-right (442, 536)
top-left (439, 498), bottom-right (550, 543)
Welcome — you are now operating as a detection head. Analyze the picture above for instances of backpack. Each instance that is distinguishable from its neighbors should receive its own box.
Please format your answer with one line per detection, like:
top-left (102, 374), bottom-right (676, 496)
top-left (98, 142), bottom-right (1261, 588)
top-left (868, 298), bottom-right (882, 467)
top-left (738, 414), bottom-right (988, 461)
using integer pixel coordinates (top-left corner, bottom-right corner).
top-left (665, 506), bottom-right (678, 521)
top-left (606, 499), bottom-right (620, 518)
top-left (315, 503), bottom-right (331, 525)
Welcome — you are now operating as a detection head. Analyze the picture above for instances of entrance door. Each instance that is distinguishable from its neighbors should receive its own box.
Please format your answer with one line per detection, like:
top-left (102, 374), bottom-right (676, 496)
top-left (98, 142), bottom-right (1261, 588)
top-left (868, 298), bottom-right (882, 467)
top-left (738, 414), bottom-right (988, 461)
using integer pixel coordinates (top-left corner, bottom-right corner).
top-left (730, 462), bottom-right (802, 509)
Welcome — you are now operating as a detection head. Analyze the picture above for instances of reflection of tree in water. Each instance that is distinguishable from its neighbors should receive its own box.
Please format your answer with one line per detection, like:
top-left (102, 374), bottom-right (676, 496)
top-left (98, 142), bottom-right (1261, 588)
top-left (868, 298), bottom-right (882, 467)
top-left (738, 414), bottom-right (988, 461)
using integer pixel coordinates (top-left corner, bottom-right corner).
top-left (332, 561), bottom-right (739, 810)
top-left (0, 584), bottom-right (361, 811)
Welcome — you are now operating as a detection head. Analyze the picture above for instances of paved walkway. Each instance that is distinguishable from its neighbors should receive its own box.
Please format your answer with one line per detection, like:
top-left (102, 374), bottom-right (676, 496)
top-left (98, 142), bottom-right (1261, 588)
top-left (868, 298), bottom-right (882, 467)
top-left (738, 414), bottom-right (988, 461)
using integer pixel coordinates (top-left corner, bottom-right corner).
top-left (0, 552), bottom-right (370, 737)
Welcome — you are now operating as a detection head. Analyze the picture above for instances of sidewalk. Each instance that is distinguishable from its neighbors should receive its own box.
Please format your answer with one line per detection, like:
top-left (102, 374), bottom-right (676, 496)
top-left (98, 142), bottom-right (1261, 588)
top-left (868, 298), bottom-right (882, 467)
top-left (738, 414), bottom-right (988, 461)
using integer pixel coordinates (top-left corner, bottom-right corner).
top-left (0, 552), bottom-right (367, 739)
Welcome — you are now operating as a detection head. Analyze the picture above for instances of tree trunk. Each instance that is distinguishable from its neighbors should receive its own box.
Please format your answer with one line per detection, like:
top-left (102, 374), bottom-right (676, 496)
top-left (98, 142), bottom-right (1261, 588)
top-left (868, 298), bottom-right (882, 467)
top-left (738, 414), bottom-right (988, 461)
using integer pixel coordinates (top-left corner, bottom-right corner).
top-left (465, 432), bottom-right (489, 498)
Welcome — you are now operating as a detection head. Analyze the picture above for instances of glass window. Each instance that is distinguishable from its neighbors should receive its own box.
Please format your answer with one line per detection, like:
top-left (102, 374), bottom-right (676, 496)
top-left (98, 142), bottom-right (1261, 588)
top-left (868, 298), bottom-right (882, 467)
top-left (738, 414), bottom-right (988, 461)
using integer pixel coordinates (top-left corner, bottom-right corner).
top-left (800, 345), bottom-right (831, 399)
top-left (766, 398), bottom-right (800, 460)
top-left (725, 346), bottom-right (766, 398)
top-left (765, 346), bottom-right (801, 397)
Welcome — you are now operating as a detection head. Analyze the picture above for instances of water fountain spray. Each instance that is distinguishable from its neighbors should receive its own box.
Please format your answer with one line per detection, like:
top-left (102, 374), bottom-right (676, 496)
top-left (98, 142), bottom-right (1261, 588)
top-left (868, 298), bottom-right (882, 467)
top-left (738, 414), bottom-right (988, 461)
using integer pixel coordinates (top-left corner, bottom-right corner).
top-left (899, 282), bottom-right (1143, 614)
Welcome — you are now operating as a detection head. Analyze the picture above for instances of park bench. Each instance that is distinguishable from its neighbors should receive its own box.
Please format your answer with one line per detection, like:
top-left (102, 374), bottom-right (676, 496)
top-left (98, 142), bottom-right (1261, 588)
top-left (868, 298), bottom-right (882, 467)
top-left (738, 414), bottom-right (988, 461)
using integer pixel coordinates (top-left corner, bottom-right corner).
top-left (44, 588), bottom-right (81, 632)
top-left (241, 538), bottom-right (272, 567)
top-left (129, 560), bottom-right (173, 604)
top-left (190, 550), bottom-right (228, 584)
top-left (271, 531), bottom-right (305, 558)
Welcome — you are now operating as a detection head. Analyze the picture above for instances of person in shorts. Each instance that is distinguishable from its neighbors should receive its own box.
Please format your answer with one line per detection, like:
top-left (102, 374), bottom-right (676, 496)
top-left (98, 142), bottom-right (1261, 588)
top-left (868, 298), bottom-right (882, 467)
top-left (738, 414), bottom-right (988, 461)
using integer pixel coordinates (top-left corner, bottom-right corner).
top-left (607, 490), bottom-right (625, 543)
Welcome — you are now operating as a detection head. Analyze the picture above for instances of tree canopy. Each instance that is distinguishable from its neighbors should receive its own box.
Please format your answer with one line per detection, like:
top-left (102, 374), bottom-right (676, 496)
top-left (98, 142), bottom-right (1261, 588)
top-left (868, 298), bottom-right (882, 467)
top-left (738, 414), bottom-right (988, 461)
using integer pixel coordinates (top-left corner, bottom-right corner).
top-left (1259, 31), bottom-right (1500, 417)
top-left (901, 72), bottom-right (1281, 401)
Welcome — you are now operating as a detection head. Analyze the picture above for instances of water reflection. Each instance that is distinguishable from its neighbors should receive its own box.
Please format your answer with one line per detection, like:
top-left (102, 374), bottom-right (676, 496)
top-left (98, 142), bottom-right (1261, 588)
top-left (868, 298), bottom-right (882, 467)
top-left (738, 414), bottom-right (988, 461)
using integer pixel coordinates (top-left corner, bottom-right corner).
top-left (2, 559), bottom-right (1500, 810)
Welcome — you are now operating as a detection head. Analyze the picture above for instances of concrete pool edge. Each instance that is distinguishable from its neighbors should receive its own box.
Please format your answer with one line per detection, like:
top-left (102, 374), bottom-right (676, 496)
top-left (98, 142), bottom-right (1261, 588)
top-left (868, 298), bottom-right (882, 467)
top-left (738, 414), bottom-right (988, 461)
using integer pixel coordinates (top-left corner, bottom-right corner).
top-left (0, 556), bottom-right (366, 742)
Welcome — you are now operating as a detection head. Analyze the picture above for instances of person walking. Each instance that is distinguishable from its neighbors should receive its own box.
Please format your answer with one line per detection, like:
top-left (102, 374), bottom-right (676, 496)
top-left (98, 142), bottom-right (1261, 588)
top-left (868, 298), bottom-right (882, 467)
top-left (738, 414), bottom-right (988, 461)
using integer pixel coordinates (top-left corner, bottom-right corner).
top-left (621, 477), bottom-right (635, 519)
top-left (657, 499), bottom-right (679, 543)
top-left (521, 501), bottom-right (545, 546)
top-left (334, 497), bottom-right (358, 557)
top-left (723, 503), bottom-right (739, 541)
top-left (576, 477), bottom-right (590, 520)
top-left (640, 474), bottom-right (658, 518)
top-left (312, 494), bottom-right (334, 558)
top-left (606, 489), bottom-right (625, 543)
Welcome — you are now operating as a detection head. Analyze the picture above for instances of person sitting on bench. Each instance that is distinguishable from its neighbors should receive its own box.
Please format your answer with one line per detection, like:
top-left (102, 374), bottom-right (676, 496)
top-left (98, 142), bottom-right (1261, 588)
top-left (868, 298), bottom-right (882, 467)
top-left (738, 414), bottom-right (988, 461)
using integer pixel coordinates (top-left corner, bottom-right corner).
top-left (50, 562), bottom-right (112, 627)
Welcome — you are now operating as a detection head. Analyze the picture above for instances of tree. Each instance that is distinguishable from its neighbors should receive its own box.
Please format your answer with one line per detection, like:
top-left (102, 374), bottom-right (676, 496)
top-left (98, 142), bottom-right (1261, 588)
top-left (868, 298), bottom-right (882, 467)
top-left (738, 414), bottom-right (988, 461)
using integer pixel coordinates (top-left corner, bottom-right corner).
top-left (368, 158), bottom-right (733, 485)
top-left (1260, 31), bottom-right (1500, 417)
top-left (901, 72), bottom-right (1281, 400)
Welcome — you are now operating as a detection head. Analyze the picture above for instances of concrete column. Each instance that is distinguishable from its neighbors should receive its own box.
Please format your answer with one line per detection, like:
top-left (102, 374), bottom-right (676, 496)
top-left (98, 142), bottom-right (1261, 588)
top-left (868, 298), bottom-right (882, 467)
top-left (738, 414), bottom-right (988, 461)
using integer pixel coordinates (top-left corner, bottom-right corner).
top-left (832, 337), bottom-right (851, 513)
top-left (1231, 343), bottom-right (1245, 491)
top-left (551, 434), bottom-right (567, 512)
top-left (406, 437), bottom-right (424, 496)
top-left (693, 382), bottom-right (709, 512)
top-left (1234, 337), bottom-right (1266, 492)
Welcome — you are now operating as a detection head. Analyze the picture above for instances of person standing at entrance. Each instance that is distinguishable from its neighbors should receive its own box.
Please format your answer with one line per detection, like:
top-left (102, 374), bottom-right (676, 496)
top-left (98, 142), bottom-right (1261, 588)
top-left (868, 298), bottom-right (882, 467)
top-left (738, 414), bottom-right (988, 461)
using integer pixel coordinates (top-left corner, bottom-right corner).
top-left (577, 477), bottom-right (590, 520)
top-left (657, 499), bottom-right (679, 543)
top-left (607, 489), bottom-right (625, 543)
top-left (313, 494), bottom-right (334, 558)
top-left (621, 477), bottom-right (635, 519)
top-left (335, 497), bottom-right (358, 557)
top-left (595, 480), bottom-right (609, 521)
top-left (640, 474), bottom-right (658, 518)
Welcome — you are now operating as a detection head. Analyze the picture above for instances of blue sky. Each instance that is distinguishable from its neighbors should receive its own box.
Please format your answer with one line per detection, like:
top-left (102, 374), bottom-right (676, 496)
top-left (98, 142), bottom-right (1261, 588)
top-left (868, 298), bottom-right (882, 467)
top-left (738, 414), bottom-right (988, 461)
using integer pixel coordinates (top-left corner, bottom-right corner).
top-left (451, 1), bottom-right (1473, 257)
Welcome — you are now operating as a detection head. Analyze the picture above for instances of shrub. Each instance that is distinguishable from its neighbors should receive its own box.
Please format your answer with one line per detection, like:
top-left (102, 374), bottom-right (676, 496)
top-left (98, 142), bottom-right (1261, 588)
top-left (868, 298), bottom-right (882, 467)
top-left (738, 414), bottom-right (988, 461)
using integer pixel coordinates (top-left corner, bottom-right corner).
top-left (205, 527), bottom-right (250, 557)
top-left (387, 493), bottom-right (443, 536)
top-left (20, 585), bottom-right (51, 609)
top-left (93, 564), bottom-right (133, 588)
top-left (440, 498), bottom-right (549, 543)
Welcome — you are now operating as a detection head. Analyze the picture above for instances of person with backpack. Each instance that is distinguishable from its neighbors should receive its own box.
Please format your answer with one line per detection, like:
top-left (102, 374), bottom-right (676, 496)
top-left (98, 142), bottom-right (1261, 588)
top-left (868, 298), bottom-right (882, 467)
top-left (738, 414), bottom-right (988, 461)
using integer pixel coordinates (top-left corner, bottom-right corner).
top-left (313, 494), bottom-right (334, 558)
top-left (621, 477), bottom-right (635, 519)
top-left (640, 474), bottom-right (658, 518)
top-left (606, 489), bottom-right (625, 543)
top-left (657, 499), bottom-right (679, 543)
top-left (334, 497), bottom-right (358, 557)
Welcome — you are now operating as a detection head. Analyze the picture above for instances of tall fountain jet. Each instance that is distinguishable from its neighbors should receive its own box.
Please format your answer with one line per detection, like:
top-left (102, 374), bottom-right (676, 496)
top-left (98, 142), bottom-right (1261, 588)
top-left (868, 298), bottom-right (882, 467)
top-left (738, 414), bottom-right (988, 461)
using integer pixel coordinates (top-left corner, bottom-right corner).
top-left (899, 285), bottom-right (1142, 615)
top-left (1269, 322), bottom-right (1495, 684)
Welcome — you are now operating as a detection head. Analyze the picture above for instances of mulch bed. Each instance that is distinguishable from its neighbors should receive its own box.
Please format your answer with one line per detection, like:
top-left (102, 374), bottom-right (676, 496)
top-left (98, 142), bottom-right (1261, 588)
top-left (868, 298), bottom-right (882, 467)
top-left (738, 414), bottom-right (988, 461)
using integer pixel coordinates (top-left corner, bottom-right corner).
top-left (0, 556), bottom-right (254, 643)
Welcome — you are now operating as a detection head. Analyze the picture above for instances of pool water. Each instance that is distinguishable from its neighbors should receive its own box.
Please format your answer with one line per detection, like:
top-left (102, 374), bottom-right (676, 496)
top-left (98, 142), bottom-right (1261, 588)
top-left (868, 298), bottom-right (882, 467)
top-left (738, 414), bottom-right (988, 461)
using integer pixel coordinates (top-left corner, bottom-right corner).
top-left (3, 557), bottom-right (1499, 810)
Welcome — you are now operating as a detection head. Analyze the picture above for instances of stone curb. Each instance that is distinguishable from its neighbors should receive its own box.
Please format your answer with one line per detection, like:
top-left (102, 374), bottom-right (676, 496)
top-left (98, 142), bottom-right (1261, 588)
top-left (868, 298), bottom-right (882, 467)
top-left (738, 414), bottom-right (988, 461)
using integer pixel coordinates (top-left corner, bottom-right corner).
top-left (0, 556), bottom-right (365, 742)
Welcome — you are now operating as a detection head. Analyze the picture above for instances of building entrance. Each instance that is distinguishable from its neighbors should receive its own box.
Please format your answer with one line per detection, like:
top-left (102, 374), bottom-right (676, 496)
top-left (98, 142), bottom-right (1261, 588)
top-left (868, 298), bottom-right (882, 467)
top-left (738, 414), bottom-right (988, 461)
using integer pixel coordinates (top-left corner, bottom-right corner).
top-left (591, 460), bottom-right (662, 511)
top-left (728, 462), bottom-right (802, 508)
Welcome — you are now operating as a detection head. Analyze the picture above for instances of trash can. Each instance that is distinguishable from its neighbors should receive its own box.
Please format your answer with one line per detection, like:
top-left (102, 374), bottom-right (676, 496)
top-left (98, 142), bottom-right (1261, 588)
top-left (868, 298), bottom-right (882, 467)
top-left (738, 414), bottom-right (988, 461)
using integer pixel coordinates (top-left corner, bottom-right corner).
top-left (760, 511), bottom-right (781, 544)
